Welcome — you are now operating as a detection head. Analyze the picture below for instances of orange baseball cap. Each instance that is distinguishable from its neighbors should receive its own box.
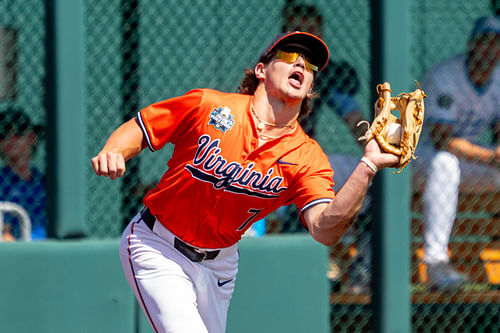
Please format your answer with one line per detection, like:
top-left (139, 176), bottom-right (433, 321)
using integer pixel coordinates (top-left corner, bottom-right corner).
top-left (259, 31), bottom-right (330, 71)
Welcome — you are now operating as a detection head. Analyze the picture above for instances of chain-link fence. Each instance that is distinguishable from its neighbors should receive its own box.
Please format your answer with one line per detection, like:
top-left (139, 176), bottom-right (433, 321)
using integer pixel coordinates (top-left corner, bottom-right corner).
top-left (410, 1), bottom-right (500, 332)
top-left (0, 0), bottom-right (46, 241)
top-left (85, 0), bottom-right (373, 238)
top-left (1, 0), bottom-right (499, 332)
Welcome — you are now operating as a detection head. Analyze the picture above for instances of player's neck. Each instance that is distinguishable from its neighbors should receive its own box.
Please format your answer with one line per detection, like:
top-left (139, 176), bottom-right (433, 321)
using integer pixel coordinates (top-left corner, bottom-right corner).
top-left (252, 88), bottom-right (300, 145)
top-left (253, 86), bottom-right (301, 126)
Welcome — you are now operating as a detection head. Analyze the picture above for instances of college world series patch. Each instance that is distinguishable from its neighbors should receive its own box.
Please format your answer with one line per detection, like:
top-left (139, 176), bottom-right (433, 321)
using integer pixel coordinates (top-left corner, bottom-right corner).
top-left (208, 106), bottom-right (234, 133)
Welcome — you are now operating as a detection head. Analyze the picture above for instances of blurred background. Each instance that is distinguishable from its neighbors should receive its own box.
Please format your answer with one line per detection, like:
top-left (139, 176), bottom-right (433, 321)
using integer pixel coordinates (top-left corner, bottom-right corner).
top-left (0, 0), bottom-right (498, 332)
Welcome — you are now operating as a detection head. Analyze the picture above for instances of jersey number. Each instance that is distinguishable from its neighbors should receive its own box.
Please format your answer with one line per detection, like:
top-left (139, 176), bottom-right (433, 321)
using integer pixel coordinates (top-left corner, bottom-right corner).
top-left (237, 208), bottom-right (262, 231)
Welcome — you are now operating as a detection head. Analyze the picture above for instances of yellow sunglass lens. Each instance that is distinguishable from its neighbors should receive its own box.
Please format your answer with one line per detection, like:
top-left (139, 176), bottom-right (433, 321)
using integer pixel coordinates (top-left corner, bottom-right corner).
top-left (276, 50), bottom-right (298, 62)
top-left (276, 50), bottom-right (318, 72)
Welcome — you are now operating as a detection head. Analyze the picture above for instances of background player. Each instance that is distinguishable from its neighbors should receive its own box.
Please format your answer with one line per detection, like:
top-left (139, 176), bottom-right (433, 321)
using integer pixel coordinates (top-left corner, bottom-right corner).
top-left (413, 16), bottom-right (500, 290)
top-left (92, 31), bottom-right (398, 332)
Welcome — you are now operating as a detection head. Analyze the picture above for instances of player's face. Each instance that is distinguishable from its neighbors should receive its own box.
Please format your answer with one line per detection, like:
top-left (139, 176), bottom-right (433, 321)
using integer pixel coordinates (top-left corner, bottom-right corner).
top-left (0, 130), bottom-right (36, 163)
top-left (469, 34), bottom-right (500, 76)
top-left (261, 49), bottom-right (315, 101)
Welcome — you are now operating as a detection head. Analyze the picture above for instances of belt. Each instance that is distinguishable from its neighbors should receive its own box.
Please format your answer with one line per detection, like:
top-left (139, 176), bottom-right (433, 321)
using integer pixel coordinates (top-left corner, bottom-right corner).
top-left (140, 207), bottom-right (220, 262)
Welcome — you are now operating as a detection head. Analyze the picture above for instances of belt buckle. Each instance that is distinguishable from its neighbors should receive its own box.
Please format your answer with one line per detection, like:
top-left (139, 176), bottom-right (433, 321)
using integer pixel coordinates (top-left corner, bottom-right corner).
top-left (193, 247), bottom-right (208, 261)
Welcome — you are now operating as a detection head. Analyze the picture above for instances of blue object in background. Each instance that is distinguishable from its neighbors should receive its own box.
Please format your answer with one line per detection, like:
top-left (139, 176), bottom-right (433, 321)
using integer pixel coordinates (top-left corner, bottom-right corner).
top-left (252, 218), bottom-right (266, 237)
top-left (245, 218), bottom-right (266, 237)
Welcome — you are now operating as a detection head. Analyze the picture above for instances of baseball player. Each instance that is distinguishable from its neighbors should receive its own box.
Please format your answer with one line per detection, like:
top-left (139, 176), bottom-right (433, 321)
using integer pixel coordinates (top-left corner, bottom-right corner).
top-left (413, 16), bottom-right (500, 290)
top-left (92, 31), bottom-right (399, 332)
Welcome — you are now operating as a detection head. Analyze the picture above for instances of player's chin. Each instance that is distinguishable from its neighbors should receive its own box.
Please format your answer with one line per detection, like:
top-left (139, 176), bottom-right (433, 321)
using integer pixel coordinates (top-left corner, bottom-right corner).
top-left (284, 89), bottom-right (307, 102)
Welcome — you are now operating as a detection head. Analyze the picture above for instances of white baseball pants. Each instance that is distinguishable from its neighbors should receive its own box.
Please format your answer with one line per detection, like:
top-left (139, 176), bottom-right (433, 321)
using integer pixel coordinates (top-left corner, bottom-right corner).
top-left (414, 150), bottom-right (500, 264)
top-left (119, 212), bottom-right (239, 333)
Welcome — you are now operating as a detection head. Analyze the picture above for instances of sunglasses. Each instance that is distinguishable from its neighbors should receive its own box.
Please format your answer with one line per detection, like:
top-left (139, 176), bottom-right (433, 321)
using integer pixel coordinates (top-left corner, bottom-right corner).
top-left (275, 50), bottom-right (318, 72)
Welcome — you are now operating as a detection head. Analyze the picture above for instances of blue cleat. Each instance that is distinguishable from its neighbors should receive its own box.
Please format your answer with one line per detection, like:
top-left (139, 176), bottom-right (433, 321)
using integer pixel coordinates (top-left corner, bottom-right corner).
top-left (426, 262), bottom-right (468, 291)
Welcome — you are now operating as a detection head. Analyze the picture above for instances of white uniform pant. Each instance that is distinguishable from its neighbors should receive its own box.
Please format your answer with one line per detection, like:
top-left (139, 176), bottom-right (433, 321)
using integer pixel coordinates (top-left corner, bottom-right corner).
top-left (119, 212), bottom-right (239, 333)
top-left (414, 150), bottom-right (500, 264)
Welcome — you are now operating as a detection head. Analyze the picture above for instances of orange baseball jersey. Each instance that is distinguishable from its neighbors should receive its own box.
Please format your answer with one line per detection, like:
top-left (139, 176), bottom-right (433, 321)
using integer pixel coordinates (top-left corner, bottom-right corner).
top-left (137, 88), bottom-right (335, 248)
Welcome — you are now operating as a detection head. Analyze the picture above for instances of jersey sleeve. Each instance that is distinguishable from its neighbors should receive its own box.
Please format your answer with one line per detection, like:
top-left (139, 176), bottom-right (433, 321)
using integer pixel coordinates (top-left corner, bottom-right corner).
top-left (288, 143), bottom-right (335, 215)
top-left (137, 89), bottom-right (205, 151)
top-left (421, 63), bottom-right (459, 125)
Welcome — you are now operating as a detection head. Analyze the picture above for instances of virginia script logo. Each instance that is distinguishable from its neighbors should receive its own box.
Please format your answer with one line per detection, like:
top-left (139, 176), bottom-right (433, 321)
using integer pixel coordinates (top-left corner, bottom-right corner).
top-left (184, 134), bottom-right (287, 198)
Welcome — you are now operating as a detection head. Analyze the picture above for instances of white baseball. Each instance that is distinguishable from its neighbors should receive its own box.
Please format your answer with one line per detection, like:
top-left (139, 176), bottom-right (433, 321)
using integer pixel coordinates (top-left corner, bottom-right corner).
top-left (384, 123), bottom-right (402, 145)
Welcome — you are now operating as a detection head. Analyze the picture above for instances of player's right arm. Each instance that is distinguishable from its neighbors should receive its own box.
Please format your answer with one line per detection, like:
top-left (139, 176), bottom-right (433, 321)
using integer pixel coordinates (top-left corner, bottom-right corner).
top-left (431, 122), bottom-right (499, 166)
top-left (91, 118), bottom-right (147, 179)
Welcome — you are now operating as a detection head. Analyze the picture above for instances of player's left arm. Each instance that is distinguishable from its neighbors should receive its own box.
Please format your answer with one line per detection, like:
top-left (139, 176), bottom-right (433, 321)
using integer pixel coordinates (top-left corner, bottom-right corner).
top-left (303, 139), bottom-right (399, 246)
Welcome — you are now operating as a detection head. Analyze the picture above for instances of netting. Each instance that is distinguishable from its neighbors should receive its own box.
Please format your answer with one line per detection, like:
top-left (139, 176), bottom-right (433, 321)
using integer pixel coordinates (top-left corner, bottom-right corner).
top-left (410, 1), bottom-right (500, 332)
top-left (84, 0), bottom-right (373, 239)
top-left (0, 0), bottom-right (46, 241)
top-left (0, 0), bottom-right (499, 331)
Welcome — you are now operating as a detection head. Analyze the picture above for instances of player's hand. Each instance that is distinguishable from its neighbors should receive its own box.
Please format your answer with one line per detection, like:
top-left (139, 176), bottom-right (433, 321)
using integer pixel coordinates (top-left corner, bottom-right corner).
top-left (91, 151), bottom-right (126, 179)
top-left (363, 138), bottom-right (400, 171)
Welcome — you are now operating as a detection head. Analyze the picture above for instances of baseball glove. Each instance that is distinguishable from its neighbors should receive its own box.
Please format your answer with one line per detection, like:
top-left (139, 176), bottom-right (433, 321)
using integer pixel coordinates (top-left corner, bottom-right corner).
top-left (358, 81), bottom-right (426, 173)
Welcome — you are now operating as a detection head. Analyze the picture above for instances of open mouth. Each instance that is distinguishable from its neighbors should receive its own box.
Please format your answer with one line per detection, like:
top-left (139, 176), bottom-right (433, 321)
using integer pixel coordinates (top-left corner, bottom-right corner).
top-left (288, 71), bottom-right (304, 88)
